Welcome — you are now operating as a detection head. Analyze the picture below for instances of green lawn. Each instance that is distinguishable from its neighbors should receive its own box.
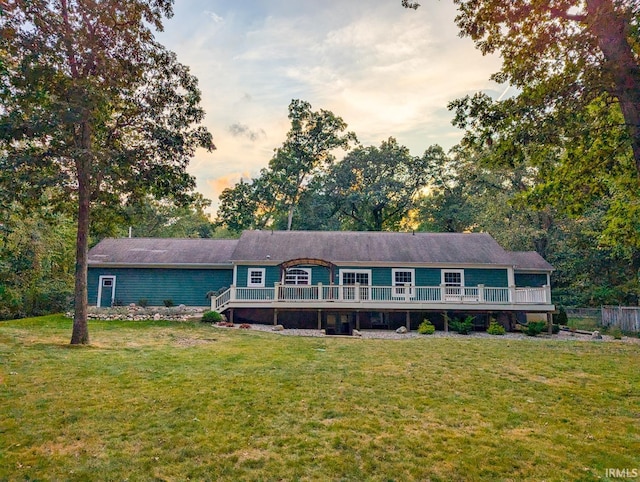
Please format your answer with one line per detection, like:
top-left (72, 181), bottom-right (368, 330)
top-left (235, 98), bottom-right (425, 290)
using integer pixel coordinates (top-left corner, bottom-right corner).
top-left (1, 316), bottom-right (639, 481)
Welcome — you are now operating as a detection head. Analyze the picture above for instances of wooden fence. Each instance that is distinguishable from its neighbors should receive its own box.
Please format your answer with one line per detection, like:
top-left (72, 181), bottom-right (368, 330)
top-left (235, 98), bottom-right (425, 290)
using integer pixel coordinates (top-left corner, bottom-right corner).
top-left (601, 306), bottom-right (640, 332)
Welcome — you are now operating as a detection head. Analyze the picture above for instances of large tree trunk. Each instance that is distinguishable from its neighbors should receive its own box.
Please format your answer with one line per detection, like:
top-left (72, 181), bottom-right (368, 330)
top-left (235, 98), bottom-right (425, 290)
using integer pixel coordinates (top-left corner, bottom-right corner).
top-left (70, 121), bottom-right (91, 345)
top-left (587, 0), bottom-right (640, 177)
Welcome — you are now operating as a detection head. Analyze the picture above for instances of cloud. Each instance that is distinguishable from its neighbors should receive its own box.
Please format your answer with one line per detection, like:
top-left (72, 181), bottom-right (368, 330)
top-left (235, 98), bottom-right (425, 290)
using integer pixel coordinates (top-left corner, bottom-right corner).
top-left (228, 123), bottom-right (267, 142)
top-left (204, 10), bottom-right (224, 24)
top-left (207, 172), bottom-right (252, 196)
top-left (161, 0), bottom-right (503, 213)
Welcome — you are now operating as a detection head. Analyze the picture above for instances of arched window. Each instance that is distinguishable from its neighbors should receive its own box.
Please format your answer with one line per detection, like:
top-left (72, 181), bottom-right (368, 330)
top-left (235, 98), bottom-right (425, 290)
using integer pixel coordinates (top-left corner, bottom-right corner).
top-left (284, 268), bottom-right (311, 285)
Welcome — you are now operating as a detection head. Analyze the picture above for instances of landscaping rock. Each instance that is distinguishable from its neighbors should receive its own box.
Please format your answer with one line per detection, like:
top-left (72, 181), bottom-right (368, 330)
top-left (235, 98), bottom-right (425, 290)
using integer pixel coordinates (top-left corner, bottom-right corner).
top-left (353, 329), bottom-right (362, 337)
top-left (592, 330), bottom-right (603, 340)
top-left (272, 325), bottom-right (285, 331)
top-left (396, 326), bottom-right (408, 334)
top-left (153, 313), bottom-right (161, 321)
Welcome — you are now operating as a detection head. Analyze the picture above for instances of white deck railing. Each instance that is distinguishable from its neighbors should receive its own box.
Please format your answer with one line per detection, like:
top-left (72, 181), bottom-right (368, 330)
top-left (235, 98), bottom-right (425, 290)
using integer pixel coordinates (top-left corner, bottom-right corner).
top-left (213, 283), bottom-right (551, 311)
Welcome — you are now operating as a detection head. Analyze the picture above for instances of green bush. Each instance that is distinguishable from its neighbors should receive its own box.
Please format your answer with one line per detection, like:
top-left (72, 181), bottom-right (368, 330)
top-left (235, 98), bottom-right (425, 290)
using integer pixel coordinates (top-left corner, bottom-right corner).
top-left (450, 316), bottom-right (474, 335)
top-left (524, 321), bottom-right (546, 337)
top-left (610, 327), bottom-right (623, 340)
top-left (487, 320), bottom-right (505, 336)
top-left (553, 306), bottom-right (568, 326)
top-left (163, 299), bottom-right (174, 307)
top-left (418, 319), bottom-right (436, 335)
top-left (201, 310), bottom-right (223, 323)
top-left (539, 323), bottom-right (560, 334)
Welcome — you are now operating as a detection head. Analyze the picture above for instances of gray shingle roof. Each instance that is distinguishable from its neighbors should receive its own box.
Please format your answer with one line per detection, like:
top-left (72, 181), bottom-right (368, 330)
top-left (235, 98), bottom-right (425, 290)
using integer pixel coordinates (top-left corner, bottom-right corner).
top-left (88, 238), bottom-right (238, 266)
top-left (231, 230), bottom-right (516, 266)
top-left (87, 231), bottom-right (554, 271)
top-left (509, 251), bottom-right (554, 271)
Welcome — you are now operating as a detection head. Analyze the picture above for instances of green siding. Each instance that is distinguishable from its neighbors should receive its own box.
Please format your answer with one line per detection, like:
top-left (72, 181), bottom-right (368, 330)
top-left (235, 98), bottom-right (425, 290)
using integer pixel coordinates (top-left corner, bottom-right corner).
top-left (88, 267), bottom-right (233, 307)
top-left (236, 266), bottom-right (280, 287)
top-left (415, 268), bottom-right (441, 286)
top-left (515, 273), bottom-right (547, 287)
top-left (464, 269), bottom-right (508, 287)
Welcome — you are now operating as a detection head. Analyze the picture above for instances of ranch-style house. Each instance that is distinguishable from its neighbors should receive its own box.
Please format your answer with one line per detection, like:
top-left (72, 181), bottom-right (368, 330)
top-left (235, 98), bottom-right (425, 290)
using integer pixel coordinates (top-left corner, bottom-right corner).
top-left (88, 230), bottom-right (554, 332)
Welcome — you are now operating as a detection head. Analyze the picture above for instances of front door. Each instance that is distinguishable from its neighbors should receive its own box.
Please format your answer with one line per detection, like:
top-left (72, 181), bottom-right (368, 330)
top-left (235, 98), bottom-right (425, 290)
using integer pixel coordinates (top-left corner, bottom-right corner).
top-left (98, 276), bottom-right (116, 307)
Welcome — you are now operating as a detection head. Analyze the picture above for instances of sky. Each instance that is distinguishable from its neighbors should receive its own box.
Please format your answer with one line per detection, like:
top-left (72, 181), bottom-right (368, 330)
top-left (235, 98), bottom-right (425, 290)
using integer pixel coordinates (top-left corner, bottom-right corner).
top-left (155, 0), bottom-right (505, 213)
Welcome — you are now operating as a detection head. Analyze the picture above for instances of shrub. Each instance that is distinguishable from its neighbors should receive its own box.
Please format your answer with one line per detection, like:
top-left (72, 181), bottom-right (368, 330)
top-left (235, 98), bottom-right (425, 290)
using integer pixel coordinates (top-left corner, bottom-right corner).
top-left (239, 323), bottom-right (251, 329)
top-left (418, 319), bottom-right (436, 335)
top-left (611, 327), bottom-right (623, 340)
top-left (487, 320), bottom-right (505, 336)
top-left (138, 299), bottom-right (148, 308)
top-left (524, 321), bottom-right (546, 337)
top-left (163, 299), bottom-right (174, 307)
top-left (201, 310), bottom-right (223, 323)
top-left (450, 316), bottom-right (474, 335)
top-left (538, 323), bottom-right (560, 334)
top-left (553, 306), bottom-right (568, 326)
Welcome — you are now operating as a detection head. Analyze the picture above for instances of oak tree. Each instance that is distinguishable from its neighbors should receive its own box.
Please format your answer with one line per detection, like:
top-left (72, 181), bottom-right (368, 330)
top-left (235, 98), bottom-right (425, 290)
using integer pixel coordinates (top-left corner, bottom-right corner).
top-left (0, 1), bottom-right (214, 343)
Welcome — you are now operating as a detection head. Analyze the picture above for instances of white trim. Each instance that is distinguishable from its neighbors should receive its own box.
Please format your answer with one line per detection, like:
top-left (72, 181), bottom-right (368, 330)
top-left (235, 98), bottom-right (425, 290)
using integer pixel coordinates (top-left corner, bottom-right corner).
top-left (97, 275), bottom-right (116, 307)
top-left (392, 268), bottom-right (415, 297)
top-left (232, 266), bottom-right (238, 287)
top-left (247, 268), bottom-right (266, 287)
top-left (283, 267), bottom-right (312, 285)
top-left (339, 269), bottom-right (372, 285)
top-left (441, 269), bottom-right (464, 286)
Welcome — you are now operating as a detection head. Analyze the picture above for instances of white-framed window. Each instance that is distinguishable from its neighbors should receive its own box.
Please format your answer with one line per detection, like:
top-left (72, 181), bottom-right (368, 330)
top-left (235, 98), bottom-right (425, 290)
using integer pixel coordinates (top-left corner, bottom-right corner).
top-left (284, 268), bottom-right (311, 285)
top-left (339, 269), bottom-right (371, 300)
top-left (340, 269), bottom-right (371, 285)
top-left (442, 269), bottom-right (464, 300)
top-left (442, 270), bottom-right (464, 287)
top-left (392, 268), bottom-right (415, 297)
top-left (247, 268), bottom-right (266, 287)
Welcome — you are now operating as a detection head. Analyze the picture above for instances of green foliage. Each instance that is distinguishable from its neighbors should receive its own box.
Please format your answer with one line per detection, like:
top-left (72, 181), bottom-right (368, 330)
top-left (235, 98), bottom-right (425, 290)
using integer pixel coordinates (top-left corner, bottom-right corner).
top-left (418, 319), bottom-right (436, 335)
top-left (138, 299), bottom-right (149, 308)
top-left (611, 327), bottom-right (623, 340)
top-left (524, 321), bottom-right (546, 337)
top-left (0, 201), bottom-right (75, 320)
top-left (450, 316), bottom-right (474, 335)
top-left (487, 320), bottom-right (506, 336)
top-left (162, 299), bottom-right (174, 308)
top-left (216, 99), bottom-right (357, 231)
top-left (323, 137), bottom-right (432, 231)
top-left (0, 0), bottom-right (214, 343)
top-left (553, 307), bottom-right (568, 326)
top-left (201, 310), bottom-right (223, 323)
top-left (120, 193), bottom-right (214, 239)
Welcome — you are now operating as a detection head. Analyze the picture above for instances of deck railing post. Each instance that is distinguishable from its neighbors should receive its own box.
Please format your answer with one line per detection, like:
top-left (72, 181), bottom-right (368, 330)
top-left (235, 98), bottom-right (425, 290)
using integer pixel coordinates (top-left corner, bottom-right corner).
top-left (355, 282), bottom-right (360, 302)
top-left (318, 282), bottom-right (323, 301)
top-left (478, 284), bottom-right (484, 303)
top-left (440, 284), bottom-right (446, 302)
top-left (274, 282), bottom-right (280, 301)
top-left (230, 285), bottom-right (236, 301)
top-left (509, 285), bottom-right (516, 304)
top-left (544, 284), bottom-right (551, 304)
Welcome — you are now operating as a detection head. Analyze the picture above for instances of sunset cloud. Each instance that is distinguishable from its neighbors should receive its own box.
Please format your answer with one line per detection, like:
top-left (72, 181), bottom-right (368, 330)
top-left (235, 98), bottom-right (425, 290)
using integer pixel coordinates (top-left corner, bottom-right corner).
top-left (158, 0), bottom-right (502, 214)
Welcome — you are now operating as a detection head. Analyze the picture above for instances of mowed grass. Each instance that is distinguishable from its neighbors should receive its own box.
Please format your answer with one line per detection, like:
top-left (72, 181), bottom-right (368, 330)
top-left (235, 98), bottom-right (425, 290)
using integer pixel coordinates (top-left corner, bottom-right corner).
top-left (1, 316), bottom-right (639, 481)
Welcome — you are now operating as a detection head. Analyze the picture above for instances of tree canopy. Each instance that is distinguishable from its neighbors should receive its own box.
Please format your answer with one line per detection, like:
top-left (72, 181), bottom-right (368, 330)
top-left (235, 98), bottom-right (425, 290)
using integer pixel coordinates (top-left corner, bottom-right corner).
top-left (0, 0), bottom-right (214, 343)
